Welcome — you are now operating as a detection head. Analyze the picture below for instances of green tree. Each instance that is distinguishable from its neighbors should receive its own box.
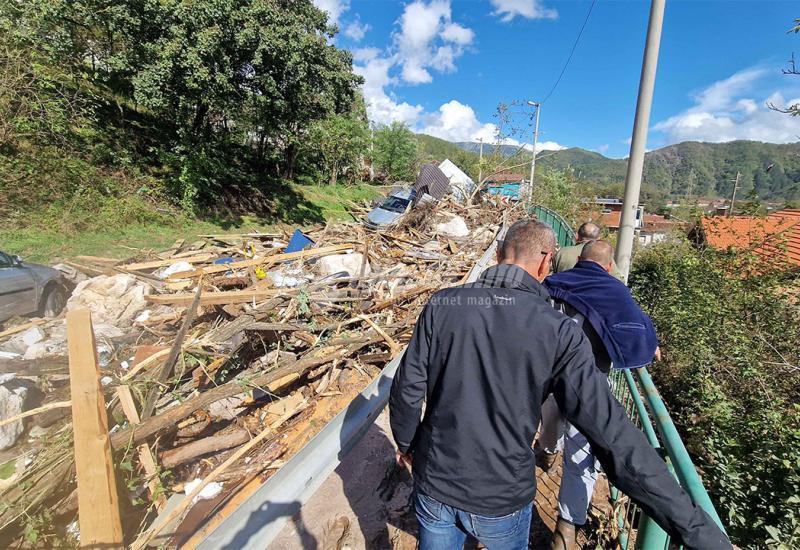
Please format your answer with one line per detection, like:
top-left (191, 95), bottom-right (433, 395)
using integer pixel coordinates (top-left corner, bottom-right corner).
top-left (373, 122), bottom-right (419, 181)
top-left (310, 109), bottom-right (369, 185)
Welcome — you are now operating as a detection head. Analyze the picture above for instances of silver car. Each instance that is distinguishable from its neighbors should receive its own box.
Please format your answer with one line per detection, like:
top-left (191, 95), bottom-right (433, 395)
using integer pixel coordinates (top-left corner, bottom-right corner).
top-left (364, 188), bottom-right (415, 230)
top-left (0, 251), bottom-right (66, 323)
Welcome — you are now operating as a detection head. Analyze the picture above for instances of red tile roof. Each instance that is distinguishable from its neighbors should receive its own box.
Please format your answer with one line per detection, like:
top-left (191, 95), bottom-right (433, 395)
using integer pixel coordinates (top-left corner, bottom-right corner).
top-left (701, 209), bottom-right (800, 270)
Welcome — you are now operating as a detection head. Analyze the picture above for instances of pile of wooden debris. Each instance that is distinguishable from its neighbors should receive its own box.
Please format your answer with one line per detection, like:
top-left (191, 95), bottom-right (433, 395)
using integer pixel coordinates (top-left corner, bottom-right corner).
top-left (0, 196), bottom-right (524, 547)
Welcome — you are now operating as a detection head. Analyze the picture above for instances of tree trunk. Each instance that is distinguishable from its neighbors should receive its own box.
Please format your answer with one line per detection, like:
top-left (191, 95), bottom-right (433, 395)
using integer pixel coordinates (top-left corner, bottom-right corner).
top-left (330, 164), bottom-right (338, 185)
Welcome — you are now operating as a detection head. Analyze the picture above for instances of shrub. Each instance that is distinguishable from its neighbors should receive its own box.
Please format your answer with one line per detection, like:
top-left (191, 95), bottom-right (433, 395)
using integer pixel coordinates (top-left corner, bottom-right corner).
top-left (630, 239), bottom-right (800, 547)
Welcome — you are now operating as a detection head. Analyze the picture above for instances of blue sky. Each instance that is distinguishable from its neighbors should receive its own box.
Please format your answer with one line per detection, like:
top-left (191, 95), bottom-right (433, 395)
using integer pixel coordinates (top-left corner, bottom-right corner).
top-left (313, 0), bottom-right (800, 158)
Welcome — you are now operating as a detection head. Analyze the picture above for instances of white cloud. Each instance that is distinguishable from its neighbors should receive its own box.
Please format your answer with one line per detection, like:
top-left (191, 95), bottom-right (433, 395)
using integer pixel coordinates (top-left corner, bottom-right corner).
top-left (352, 47), bottom-right (381, 63)
top-left (419, 100), bottom-right (567, 152)
top-left (421, 100), bottom-right (497, 142)
top-left (653, 67), bottom-right (800, 144)
top-left (597, 144), bottom-right (610, 154)
top-left (394, 0), bottom-right (474, 84)
top-left (313, 0), bottom-right (349, 27)
top-left (354, 56), bottom-right (423, 126)
top-left (344, 18), bottom-right (370, 41)
top-left (490, 0), bottom-right (558, 22)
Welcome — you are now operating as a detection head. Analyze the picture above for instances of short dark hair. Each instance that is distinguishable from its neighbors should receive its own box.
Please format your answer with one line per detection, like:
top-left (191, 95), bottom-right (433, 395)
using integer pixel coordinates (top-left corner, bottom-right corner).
top-left (577, 222), bottom-right (601, 241)
top-left (499, 219), bottom-right (556, 261)
top-left (580, 239), bottom-right (614, 265)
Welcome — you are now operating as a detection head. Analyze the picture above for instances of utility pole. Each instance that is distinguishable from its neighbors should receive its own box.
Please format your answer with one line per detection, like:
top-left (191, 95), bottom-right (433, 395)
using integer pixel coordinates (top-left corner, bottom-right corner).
top-left (369, 125), bottom-right (375, 181)
top-left (728, 171), bottom-right (741, 217)
top-left (526, 100), bottom-right (541, 204)
top-left (614, 0), bottom-right (666, 281)
top-left (478, 138), bottom-right (484, 183)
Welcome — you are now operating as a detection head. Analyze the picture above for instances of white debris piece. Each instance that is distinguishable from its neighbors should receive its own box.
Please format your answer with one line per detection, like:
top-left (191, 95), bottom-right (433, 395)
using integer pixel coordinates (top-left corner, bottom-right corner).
top-left (154, 262), bottom-right (193, 280)
top-left (433, 214), bottom-right (469, 238)
top-left (67, 274), bottom-right (150, 327)
top-left (101, 376), bottom-right (113, 386)
top-left (0, 386), bottom-right (28, 450)
top-left (184, 478), bottom-right (223, 502)
top-left (317, 253), bottom-right (371, 278)
top-left (267, 270), bottom-right (311, 288)
top-left (4, 328), bottom-right (45, 355)
top-left (0, 374), bottom-right (15, 385)
top-left (135, 310), bottom-right (150, 323)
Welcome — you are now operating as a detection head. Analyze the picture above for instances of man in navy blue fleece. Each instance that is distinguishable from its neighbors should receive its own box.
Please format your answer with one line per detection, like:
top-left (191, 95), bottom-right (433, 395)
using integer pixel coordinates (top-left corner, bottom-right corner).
top-left (540, 239), bottom-right (660, 548)
top-left (390, 219), bottom-right (728, 550)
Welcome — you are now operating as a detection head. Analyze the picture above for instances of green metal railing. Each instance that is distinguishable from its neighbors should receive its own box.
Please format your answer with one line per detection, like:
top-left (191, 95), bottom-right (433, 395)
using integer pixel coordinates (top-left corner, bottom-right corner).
top-left (610, 367), bottom-right (727, 549)
top-left (529, 205), bottom-right (575, 249)
top-left (531, 205), bottom-right (726, 548)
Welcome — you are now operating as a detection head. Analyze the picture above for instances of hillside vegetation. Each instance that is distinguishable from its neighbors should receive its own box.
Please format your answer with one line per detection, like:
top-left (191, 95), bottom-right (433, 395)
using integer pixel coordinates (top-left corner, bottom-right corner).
top-left (455, 139), bottom-right (800, 202)
top-left (0, 0), bottom-right (391, 262)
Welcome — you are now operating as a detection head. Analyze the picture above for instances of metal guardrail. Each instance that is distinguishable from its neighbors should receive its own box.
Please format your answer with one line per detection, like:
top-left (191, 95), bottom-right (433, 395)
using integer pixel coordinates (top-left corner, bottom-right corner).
top-left (197, 224), bottom-right (509, 549)
top-left (610, 367), bottom-right (727, 549)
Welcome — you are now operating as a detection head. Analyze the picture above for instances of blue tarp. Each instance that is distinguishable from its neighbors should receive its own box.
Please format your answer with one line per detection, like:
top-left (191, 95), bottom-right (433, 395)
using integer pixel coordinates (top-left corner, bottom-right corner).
top-left (285, 229), bottom-right (314, 253)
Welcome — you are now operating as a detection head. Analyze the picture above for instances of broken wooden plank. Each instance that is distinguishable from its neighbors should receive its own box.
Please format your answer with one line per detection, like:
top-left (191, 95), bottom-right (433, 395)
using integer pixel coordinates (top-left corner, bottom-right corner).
top-left (116, 385), bottom-right (167, 511)
top-left (66, 309), bottom-right (124, 548)
top-left (157, 238), bottom-right (186, 260)
top-left (130, 401), bottom-right (306, 550)
top-left (0, 400), bottom-right (71, 428)
top-left (146, 288), bottom-right (283, 307)
top-left (0, 318), bottom-right (46, 340)
top-left (63, 261), bottom-right (108, 278)
top-left (166, 243), bottom-right (355, 280)
top-left (122, 253), bottom-right (215, 272)
top-left (141, 285), bottom-right (203, 419)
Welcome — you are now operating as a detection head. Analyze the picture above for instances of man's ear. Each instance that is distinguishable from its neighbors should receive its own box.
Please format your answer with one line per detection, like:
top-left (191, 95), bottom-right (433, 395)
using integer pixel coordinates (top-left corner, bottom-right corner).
top-left (538, 252), bottom-right (552, 280)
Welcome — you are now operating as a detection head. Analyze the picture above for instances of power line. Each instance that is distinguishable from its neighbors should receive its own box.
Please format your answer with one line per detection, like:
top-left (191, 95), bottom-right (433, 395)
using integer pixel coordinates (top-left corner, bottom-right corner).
top-left (541, 0), bottom-right (597, 105)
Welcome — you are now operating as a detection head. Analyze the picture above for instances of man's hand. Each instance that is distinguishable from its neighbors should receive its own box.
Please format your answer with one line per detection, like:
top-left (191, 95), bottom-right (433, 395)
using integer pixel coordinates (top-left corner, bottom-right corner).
top-left (654, 346), bottom-right (662, 362)
top-left (396, 450), bottom-right (412, 473)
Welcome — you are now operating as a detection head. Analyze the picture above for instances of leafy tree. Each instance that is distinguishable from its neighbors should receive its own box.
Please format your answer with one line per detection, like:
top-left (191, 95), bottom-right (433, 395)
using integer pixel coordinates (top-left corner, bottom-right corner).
top-left (310, 108), bottom-right (369, 185)
top-left (2, 0), bottom-right (363, 182)
top-left (373, 122), bottom-right (418, 181)
top-left (0, 34), bottom-right (84, 149)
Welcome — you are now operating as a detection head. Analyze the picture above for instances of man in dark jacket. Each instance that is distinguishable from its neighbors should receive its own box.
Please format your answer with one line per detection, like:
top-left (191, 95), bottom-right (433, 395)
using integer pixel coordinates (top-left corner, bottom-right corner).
top-left (390, 219), bottom-right (729, 550)
top-left (540, 239), bottom-right (660, 548)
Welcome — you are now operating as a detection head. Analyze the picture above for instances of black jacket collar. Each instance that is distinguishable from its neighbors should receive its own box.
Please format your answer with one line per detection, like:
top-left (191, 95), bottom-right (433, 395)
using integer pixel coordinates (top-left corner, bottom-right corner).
top-left (473, 263), bottom-right (550, 299)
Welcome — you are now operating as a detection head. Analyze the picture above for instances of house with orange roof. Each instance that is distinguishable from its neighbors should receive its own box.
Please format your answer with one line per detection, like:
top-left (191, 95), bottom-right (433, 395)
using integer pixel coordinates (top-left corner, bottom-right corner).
top-left (699, 209), bottom-right (800, 271)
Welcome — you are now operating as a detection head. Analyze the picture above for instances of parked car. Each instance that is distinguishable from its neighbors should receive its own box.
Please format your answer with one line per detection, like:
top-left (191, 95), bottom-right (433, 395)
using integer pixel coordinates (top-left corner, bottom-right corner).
top-left (364, 188), bottom-right (415, 230)
top-left (0, 251), bottom-right (67, 323)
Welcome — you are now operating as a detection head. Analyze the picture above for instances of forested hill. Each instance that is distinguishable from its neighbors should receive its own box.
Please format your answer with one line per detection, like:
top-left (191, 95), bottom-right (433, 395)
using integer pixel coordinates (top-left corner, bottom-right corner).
top-left (451, 139), bottom-right (800, 201)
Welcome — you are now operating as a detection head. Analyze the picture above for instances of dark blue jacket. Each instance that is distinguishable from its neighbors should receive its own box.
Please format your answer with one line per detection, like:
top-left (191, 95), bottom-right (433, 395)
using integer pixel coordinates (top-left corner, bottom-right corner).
top-left (544, 260), bottom-right (658, 369)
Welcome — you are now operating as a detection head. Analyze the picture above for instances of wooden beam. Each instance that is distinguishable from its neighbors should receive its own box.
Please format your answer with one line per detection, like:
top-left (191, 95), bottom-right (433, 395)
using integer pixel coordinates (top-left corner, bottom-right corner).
top-left (166, 243), bottom-right (355, 280)
top-left (66, 309), bottom-right (124, 548)
top-left (146, 288), bottom-right (283, 307)
top-left (122, 253), bottom-right (215, 272)
top-left (116, 385), bottom-right (167, 511)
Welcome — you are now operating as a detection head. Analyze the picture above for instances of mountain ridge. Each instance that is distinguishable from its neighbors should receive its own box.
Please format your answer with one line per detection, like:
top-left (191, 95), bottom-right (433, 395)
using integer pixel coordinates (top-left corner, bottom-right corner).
top-left (417, 134), bottom-right (800, 201)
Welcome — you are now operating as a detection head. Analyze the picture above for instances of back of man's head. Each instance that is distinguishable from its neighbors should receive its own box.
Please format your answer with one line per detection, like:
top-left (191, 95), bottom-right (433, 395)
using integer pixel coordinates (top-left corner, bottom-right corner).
top-left (577, 222), bottom-right (601, 242)
top-left (497, 219), bottom-right (556, 281)
top-left (579, 239), bottom-right (614, 271)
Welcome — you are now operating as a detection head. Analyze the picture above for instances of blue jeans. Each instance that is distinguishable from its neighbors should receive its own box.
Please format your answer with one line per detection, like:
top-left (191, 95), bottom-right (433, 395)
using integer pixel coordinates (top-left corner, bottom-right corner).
top-left (414, 488), bottom-right (533, 550)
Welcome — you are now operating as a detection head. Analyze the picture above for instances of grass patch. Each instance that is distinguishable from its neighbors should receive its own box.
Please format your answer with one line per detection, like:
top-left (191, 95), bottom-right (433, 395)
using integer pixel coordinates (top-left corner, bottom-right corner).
top-left (296, 182), bottom-right (383, 220)
top-left (2, 183), bottom-right (387, 264)
top-left (0, 459), bottom-right (16, 481)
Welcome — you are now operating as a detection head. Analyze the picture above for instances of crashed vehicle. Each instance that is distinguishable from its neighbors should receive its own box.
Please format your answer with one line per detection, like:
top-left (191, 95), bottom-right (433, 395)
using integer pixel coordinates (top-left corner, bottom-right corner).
top-left (0, 251), bottom-right (66, 323)
top-left (364, 188), bottom-right (415, 230)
